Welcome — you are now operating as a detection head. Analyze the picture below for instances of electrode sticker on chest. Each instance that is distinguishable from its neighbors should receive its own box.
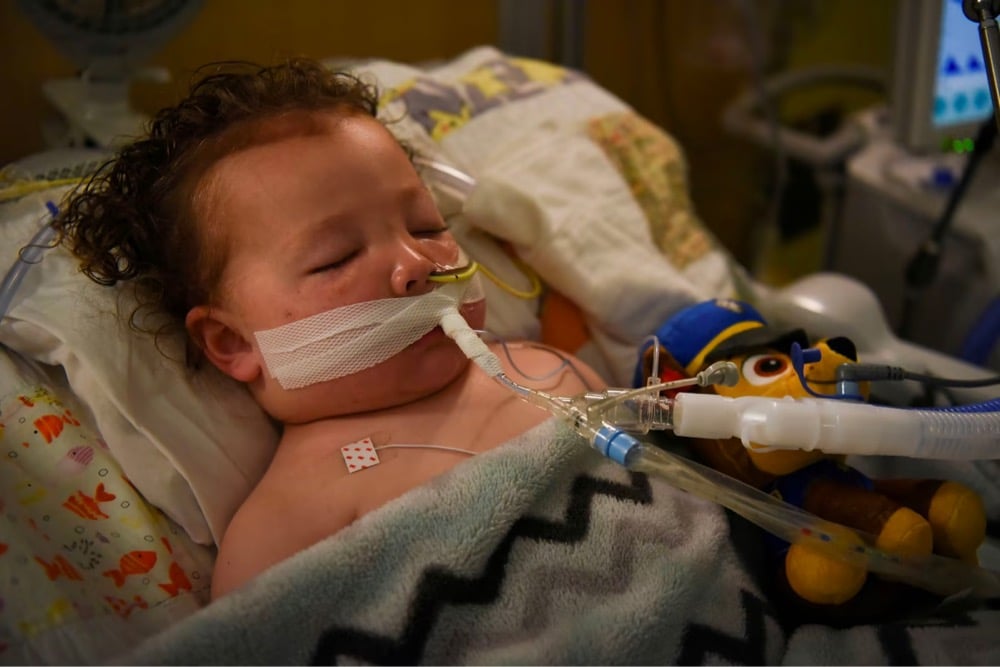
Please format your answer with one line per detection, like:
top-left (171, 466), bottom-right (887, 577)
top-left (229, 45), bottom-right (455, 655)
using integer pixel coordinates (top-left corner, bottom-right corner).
top-left (339, 436), bottom-right (479, 473)
top-left (341, 437), bottom-right (381, 473)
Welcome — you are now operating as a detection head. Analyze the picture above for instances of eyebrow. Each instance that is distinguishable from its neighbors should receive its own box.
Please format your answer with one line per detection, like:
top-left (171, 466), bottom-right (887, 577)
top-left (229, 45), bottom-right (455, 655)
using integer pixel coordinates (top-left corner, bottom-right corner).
top-left (289, 182), bottom-right (434, 257)
top-left (289, 211), bottom-right (353, 261)
top-left (318, 182), bottom-right (431, 228)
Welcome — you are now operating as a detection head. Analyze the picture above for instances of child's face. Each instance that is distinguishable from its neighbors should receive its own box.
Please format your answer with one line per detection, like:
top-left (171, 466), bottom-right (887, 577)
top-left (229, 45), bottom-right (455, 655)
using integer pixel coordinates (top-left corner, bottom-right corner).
top-left (186, 110), bottom-right (486, 423)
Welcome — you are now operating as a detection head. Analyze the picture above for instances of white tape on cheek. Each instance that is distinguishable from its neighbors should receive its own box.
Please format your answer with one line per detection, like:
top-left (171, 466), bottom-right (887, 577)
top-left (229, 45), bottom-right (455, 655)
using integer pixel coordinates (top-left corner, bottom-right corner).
top-left (253, 278), bottom-right (481, 390)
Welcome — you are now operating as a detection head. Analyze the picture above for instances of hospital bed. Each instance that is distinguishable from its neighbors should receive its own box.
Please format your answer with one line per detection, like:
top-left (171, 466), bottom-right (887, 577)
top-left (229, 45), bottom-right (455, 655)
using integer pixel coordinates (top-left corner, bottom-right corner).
top-left (2, 47), bottom-right (999, 665)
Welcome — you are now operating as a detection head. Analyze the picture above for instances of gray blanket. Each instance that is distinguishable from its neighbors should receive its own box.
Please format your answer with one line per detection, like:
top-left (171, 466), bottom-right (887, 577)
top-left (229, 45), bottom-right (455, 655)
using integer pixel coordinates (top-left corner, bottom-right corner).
top-left (121, 420), bottom-right (1000, 665)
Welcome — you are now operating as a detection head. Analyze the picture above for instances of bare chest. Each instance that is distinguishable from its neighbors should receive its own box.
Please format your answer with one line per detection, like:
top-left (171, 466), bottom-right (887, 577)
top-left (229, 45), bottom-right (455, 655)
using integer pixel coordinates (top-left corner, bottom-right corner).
top-left (265, 345), bottom-right (602, 536)
top-left (275, 372), bottom-right (553, 520)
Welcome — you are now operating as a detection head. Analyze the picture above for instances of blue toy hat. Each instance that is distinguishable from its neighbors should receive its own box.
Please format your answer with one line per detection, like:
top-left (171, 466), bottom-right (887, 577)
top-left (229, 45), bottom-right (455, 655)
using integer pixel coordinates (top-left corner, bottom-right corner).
top-left (635, 298), bottom-right (808, 384)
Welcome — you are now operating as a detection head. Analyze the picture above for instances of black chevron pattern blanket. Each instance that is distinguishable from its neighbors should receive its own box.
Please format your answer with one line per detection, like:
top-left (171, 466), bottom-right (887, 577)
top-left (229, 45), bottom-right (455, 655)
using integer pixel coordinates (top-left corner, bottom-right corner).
top-left (122, 420), bottom-right (1000, 665)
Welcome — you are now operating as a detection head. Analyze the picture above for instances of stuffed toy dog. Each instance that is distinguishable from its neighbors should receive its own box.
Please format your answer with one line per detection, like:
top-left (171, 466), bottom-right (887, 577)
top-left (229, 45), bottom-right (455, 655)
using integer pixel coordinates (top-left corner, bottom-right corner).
top-left (635, 299), bottom-right (987, 611)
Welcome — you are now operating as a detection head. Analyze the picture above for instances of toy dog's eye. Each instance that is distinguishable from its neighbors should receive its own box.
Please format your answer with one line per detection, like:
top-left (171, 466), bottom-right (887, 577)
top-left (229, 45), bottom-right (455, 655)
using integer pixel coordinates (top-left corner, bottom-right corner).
top-left (741, 354), bottom-right (790, 386)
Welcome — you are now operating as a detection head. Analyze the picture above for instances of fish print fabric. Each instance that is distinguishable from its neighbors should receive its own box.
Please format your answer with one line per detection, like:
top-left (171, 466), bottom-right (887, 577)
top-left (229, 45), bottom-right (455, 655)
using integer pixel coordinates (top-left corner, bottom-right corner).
top-left (0, 382), bottom-right (213, 661)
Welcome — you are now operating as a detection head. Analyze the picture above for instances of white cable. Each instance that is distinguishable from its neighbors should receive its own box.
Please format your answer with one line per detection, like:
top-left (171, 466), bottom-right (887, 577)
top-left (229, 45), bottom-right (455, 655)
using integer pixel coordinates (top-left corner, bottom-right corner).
top-left (376, 444), bottom-right (478, 457)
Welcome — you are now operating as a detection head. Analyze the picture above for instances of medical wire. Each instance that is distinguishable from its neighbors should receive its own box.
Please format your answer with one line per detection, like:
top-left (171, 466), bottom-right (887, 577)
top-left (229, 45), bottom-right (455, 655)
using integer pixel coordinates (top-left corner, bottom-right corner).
top-left (643, 334), bottom-right (662, 382)
top-left (0, 203), bottom-right (59, 322)
top-left (0, 177), bottom-right (83, 203)
top-left (375, 444), bottom-right (478, 457)
top-left (475, 258), bottom-right (543, 299)
top-left (838, 364), bottom-right (1000, 388)
top-left (427, 260), bottom-right (480, 282)
top-left (428, 253), bottom-right (542, 300)
top-left (785, 343), bottom-right (1000, 403)
top-left (474, 329), bottom-right (598, 391)
top-left (900, 118), bottom-right (998, 339)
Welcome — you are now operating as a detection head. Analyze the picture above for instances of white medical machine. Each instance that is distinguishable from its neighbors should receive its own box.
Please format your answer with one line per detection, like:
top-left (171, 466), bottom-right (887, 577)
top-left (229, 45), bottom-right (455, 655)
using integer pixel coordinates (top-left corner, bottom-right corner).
top-left (726, 0), bottom-right (1000, 374)
top-left (829, 0), bottom-right (999, 371)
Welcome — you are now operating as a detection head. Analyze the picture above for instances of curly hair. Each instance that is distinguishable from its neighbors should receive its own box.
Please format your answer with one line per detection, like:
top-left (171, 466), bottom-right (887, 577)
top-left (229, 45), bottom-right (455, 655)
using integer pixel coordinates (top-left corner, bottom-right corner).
top-left (54, 58), bottom-right (380, 360)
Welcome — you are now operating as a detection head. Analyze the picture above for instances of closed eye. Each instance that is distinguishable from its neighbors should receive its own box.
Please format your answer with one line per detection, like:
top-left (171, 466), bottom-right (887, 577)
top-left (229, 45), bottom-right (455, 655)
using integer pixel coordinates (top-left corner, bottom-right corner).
top-left (308, 251), bottom-right (358, 274)
top-left (411, 224), bottom-right (450, 238)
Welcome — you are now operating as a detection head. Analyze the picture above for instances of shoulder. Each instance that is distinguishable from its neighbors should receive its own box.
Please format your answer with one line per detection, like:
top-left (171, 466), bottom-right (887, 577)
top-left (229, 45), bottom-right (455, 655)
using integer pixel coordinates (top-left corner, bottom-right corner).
top-left (210, 444), bottom-right (357, 599)
top-left (492, 341), bottom-right (606, 394)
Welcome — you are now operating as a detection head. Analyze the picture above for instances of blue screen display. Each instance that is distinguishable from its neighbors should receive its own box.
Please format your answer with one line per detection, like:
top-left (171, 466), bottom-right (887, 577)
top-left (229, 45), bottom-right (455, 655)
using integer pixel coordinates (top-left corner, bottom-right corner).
top-left (933, 0), bottom-right (993, 128)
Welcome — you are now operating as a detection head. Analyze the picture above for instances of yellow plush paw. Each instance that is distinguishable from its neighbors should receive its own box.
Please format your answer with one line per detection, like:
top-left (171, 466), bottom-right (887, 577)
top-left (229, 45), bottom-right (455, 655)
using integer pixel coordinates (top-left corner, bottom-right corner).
top-left (786, 540), bottom-right (867, 606)
top-left (927, 481), bottom-right (987, 560)
top-left (875, 507), bottom-right (934, 557)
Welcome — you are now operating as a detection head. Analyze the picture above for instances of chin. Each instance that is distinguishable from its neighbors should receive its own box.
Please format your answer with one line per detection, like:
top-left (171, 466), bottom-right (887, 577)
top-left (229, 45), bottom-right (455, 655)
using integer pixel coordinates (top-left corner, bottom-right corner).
top-left (260, 345), bottom-right (469, 422)
top-left (259, 303), bottom-right (487, 422)
top-left (399, 334), bottom-right (470, 393)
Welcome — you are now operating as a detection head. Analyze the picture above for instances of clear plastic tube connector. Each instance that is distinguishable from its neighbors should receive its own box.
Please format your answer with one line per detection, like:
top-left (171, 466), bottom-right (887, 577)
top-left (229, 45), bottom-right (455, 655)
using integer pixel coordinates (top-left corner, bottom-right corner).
top-left (576, 391), bottom-right (675, 434)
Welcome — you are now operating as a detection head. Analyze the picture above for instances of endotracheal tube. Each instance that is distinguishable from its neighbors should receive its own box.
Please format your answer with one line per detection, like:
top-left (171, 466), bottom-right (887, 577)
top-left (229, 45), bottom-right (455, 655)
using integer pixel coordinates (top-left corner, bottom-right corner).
top-left (440, 306), bottom-right (1000, 601)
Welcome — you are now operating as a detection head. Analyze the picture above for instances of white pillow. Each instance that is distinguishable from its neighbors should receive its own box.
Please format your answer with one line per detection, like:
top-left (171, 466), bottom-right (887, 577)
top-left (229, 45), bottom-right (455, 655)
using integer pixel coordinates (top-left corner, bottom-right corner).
top-left (0, 188), bottom-right (278, 545)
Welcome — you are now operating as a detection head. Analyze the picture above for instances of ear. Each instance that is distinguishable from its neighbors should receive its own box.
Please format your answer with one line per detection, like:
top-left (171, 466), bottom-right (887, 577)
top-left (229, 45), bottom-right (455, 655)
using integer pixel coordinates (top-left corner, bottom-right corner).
top-left (185, 305), bottom-right (261, 383)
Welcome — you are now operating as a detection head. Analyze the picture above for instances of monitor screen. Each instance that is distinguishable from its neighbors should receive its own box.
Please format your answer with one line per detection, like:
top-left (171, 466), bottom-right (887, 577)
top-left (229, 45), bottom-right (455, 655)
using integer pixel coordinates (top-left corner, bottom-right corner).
top-left (892, 0), bottom-right (993, 153)
top-left (933, 0), bottom-right (992, 130)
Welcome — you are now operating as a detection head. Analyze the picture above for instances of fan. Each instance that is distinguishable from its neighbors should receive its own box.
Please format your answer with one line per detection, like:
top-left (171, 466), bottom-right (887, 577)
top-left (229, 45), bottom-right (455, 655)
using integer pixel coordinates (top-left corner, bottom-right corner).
top-left (17, 0), bottom-right (203, 148)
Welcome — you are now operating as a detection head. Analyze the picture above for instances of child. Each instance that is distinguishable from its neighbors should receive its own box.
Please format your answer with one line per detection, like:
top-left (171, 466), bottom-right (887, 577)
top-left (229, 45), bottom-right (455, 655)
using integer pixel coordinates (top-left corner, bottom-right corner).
top-left (55, 58), bottom-right (606, 599)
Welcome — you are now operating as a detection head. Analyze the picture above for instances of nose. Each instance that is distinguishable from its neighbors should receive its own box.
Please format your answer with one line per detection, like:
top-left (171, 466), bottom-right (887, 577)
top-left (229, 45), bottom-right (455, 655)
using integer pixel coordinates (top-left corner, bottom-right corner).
top-left (390, 241), bottom-right (437, 296)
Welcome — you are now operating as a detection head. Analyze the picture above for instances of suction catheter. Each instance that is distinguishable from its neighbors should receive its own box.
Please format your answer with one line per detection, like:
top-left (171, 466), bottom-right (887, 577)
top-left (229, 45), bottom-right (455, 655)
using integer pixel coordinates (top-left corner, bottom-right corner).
top-left (434, 273), bottom-right (1000, 600)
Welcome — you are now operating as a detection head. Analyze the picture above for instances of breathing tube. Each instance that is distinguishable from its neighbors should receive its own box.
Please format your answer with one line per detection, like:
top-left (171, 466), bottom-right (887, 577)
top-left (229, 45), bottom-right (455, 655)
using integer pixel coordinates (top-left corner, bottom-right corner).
top-left (440, 314), bottom-right (1000, 599)
top-left (433, 285), bottom-right (1000, 599)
